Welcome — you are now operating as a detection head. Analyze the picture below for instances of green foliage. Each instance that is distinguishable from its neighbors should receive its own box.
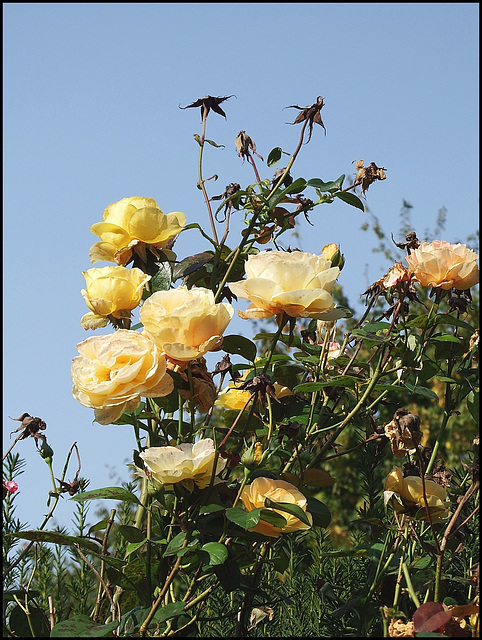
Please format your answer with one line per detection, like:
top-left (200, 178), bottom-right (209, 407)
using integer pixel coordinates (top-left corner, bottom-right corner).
top-left (2, 95), bottom-right (479, 637)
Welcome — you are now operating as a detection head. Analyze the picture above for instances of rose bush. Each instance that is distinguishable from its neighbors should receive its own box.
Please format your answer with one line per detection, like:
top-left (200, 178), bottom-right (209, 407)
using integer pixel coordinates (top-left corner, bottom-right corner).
top-left (139, 438), bottom-right (227, 490)
top-left (89, 196), bottom-right (186, 265)
top-left (71, 329), bottom-right (173, 425)
top-left (140, 285), bottom-right (234, 361)
top-left (384, 467), bottom-right (451, 521)
top-left (229, 249), bottom-right (345, 321)
top-left (80, 266), bottom-right (150, 329)
top-left (406, 240), bottom-right (479, 290)
top-left (239, 476), bottom-right (313, 538)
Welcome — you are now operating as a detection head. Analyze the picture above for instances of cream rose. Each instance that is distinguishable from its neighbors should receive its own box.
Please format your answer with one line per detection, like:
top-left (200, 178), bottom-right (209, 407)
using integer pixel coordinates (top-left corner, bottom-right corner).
top-left (139, 438), bottom-right (226, 490)
top-left (229, 250), bottom-right (345, 321)
top-left (89, 196), bottom-right (186, 265)
top-left (80, 266), bottom-right (150, 329)
top-left (384, 467), bottom-right (450, 521)
top-left (406, 240), bottom-right (479, 290)
top-left (140, 286), bottom-right (234, 362)
top-left (240, 476), bottom-right (313, 538)
top-left (71, 330), bottom-right (173, 425)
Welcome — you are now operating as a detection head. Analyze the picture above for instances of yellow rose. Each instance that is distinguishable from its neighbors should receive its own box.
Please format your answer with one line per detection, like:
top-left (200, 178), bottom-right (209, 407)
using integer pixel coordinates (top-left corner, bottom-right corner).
top-left (89, 196), bottom-right (186, 265)
top-left (80, 266), bottom-right (150, 329)
top-left (139, 438), bottom-right (227, 490)
top-left (240, 476), bottom-right (313, 538)
top-left (406, 240), bottom-right (479, 290)
top-left (71, 330), bottom-right (173, 425)
top-left (384, 467), bottom-right (450, 521)
top-left (229, 250), bottom-right (345, 321)
top-left (140, 286), bottom-right (234, 362)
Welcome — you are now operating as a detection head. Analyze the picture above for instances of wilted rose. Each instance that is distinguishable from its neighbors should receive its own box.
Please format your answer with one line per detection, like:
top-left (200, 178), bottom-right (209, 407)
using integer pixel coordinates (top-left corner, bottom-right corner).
top-left (139, 438), bottom-right (226, 490)
top-left (71, 330), bottom-right (173, 425)
top-left (384, 467), bottom-right (451, 521)
top-left (406, 240), bottom-right (479, 290)
top-left (240, 476), bottom-right (313, 537)
top-left (80, 266), bottom-right (150, 329)
top-left (167, 357), bottom-right (217, 413)
top-left (229, 250), bottom-right (345, 321)
top-left (89, 197), bottom-right (186, 265)
top-left (382, 262), bottom-right (411, 289)
top-left (140, 286), bottom-right (234, 362)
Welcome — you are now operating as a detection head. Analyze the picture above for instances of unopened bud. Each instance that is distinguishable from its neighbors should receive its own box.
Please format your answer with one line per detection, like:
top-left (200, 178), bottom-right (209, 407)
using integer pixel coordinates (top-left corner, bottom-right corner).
top-left (39, 441), bottom-right (54, 463)
top-left (241, 441), bottom-right (264, 470)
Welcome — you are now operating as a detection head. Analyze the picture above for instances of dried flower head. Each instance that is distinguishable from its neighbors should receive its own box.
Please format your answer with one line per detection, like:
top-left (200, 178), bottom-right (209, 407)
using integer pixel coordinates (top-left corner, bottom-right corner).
top-left (353, 160), bottom-right (387, 195)
top-left (179, 95), bottom-right (234, 120)
top-left (384, 409), bottom-right (422, 458)
top-left (235, 131), bottom-right (263, 161)
top-left (285, 95), bottom-right (326, 142)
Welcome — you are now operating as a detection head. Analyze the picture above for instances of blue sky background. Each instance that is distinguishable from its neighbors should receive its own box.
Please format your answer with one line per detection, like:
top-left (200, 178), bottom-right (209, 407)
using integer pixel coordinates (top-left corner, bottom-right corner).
top-left (3, 3), bottom-right (479, 530)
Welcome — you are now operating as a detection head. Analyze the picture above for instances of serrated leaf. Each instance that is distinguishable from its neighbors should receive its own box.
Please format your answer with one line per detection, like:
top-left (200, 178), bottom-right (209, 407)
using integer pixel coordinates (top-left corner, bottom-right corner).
top-left (150, 261), bottom-right (172, 293)
top-left (70, 487), bottom-right (140, 504)
top-left (335, 191), bottom-right (365, 211)
top-left (267, 146), bottom-right (282, 167)
top-left (200, 541), bottom-right (228, 566)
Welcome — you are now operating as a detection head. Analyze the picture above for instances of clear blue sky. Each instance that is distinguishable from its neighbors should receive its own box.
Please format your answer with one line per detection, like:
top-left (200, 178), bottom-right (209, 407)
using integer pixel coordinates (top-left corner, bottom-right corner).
top-left (3, 3), bottom-right (479, 530)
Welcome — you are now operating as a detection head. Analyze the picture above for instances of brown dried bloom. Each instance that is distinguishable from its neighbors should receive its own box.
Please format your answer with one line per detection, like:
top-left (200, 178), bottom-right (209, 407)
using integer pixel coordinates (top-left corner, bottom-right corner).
top-left (388, 619), bottom-right (415, 637)
top-left (353, 160), bottom-right (387, 195)
top-left (235, 131), bottom-right (263, 161)
top-left (384, 409), bottom-right (422, 458)
top-left (179, 95), bottom-right (234, 120)
top-left (286, 95), bottom-right (326, 142)
top-left (167, 357), bottom-right (217, 414)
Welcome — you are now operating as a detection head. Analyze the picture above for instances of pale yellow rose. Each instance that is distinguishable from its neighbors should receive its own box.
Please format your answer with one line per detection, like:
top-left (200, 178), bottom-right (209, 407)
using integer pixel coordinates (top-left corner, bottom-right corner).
top-left (71, 330), bottom-right (173, 425)
top-left (89, 196), bottom-right (186, 265)
top-left (384, 467), bottom-right (450, 521)
top-left (215, 381), bottom-right (253, 411)
top-left (229, 250), bottom-right (344, 321)
top-left (139, 438), bottom-right (226, 490)
top-left (406, 240), bottom-right (479, 290)
top-left (140, 286), bottom-right (234, 362)
top-left (80, 266), bottom-right (150, 329)
top-left (240, 476), bottom-right (313, 538)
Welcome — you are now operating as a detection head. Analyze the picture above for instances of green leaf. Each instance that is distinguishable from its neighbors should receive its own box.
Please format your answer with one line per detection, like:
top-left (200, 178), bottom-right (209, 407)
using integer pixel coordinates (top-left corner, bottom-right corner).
top-left (263, 498), bottom-right (311, 526)
top-left (125, 539), bottom-right (148, 556)
top-left (259, 508), bottom-right (287, 528)
top-left (222, 334), bottom-right (257, 362)
top-left (293, 376), bottom-right (357, 393)
top-left (51, 614), bottom-right (119, 637)
top-left (8, 530), bottom-right (101, 553)
top-left (204, 138), bottom-right (225, 148)
top-left (172, 252), bottom-right (214, 280)
top-left (467, 390), bottom-right (479, 422)
top-left (117, 524), bottom-right (147, 543)
top-left (226, 506), bottom-right (262, 529)
top-left (199, 504), bottom-right (225, 515)
top-left (430, 333), bottom-right (462, 343)
top-left (335, 191), bottom-right (365, 211)
top-left (70, 487), bottom-right (141, 505)
top-left (200, 541), bottom-right (229, 566)
top-left (150, 260), bottom-right (172, 293)
top-left (9, 604), bottom-right (50, 637)
top-left (403, 382), bottom-right (439, 401)
top-left (267, 146), bottom-right (282, 167)
top-left (307, 175), bottom-right (345, 192)
top-left (154, 602), bottom-right (186, 624)
top-left (307, 498), bottom-right (332, 528)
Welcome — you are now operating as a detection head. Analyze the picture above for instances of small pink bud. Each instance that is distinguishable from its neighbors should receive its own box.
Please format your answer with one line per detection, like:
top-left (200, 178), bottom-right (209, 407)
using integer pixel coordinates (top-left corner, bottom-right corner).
top-left (4, 480), bottom-right (18, 494)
